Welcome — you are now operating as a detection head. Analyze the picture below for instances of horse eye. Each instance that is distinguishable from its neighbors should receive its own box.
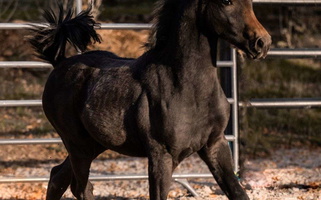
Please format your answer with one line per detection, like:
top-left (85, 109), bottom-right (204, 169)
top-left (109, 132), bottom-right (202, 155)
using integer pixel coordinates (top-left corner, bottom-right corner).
top-left (222, 0), bottom-right (232, 5)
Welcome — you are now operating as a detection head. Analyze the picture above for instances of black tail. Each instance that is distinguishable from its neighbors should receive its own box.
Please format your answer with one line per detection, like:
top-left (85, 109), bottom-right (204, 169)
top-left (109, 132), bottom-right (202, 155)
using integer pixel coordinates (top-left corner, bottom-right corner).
top-left (28, 5), bottom-right (101, 66)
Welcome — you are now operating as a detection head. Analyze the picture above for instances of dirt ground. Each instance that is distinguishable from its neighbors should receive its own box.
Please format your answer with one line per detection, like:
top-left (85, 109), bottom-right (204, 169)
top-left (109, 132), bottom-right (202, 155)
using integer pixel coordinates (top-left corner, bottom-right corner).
top-left (0, 145), bottom-right (320, 200)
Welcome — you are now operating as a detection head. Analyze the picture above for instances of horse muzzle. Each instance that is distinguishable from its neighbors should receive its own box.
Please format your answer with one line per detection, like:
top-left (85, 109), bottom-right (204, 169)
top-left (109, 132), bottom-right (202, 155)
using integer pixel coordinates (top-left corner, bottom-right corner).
top-left (248, 34), bottom-right (272, 59)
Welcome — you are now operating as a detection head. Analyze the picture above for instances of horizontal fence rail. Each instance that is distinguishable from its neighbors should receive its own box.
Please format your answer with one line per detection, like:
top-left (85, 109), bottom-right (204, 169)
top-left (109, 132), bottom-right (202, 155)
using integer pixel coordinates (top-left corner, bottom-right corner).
top-left (0, 100), bottom-right (42, 107)
top-left (0, 173), bottom-right (212, 196)
top-left (0, 61), bottom-right (234, 69)
top-left (1, 49), bottom-right (321, 70)
top-left (0, 173), bottom-right (214, 183)
top-left (0, 23), bottom-right (152, 30)
top-left (0, 98), bottom-right (233, 107)
top-left (240, 98), bottom-right (321, 108)
top-left (5, 98), bottom-right (319, 110)
top-left (0, 61), bottom-right (52, 68)
top-left (0, 138), bottom-right (62, 145)
top-left (0, 135), bottom-right (237, 145)
top-left (267, 49), bottom-right (321, 58)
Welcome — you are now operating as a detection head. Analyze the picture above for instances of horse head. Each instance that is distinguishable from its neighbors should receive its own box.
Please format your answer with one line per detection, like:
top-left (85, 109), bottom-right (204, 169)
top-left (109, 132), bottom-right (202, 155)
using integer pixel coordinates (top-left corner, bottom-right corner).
top-left (201, 0), bottom-right (272, 59)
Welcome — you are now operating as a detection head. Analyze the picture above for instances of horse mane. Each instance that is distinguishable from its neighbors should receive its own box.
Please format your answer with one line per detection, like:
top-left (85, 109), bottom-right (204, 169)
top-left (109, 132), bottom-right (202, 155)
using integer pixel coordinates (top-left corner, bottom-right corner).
top-left (146, 0), bottom-right (189, 50)
top-left (146, 0), bottom-right (201, 51)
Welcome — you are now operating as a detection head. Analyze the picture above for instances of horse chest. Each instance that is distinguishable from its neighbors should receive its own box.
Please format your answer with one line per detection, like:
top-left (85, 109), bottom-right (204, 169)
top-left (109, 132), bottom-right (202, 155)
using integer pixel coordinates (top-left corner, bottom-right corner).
top-left (143, 66), bottom-right (227, 147)
top-left (148, 89), bottom-right (222, 153)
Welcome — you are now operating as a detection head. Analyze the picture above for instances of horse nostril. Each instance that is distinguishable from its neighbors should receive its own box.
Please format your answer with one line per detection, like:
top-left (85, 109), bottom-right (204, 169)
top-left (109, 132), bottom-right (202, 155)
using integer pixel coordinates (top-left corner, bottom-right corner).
top-left (252, 35), bottom-right (272, 58)
top-left (255, 37), bottom-right (264, 52)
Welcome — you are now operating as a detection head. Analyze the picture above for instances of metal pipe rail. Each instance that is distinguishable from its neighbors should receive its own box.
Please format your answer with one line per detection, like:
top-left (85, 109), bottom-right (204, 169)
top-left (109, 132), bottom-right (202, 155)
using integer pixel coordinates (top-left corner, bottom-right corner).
top-left (240, 98), bottom-right (321, 108)
top-left (0, 61), bottom-right (234, 69)
top-left (0, 100), bottom-right (41, 107)
top-left (0, 97), bottom-right (230, 107)
top-left (3, 97), bottom-right (321, 109)
top-left (0, 173), bottom-right (213, 196)
top-left (0, 61), bottom-right (51, 68)
top-left (0, 23), bottom-right (152, 30)
top-left (0, 138), bottom-right (62, 145)
top-left (0, 135), bottom-right (236, 145)
top-left (0, 174), bottom-right (203, 196)
top-left (0, 173), bottom-right (214, 183)
top-left (268, 49), bottom-right (321, 58)
top-left (1, 48), bottom-right (321, 71)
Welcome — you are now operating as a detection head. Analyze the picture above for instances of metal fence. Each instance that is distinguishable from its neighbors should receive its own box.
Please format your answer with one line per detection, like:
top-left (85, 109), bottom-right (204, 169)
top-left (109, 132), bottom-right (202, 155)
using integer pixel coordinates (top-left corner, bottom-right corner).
top-left (0, 0), bottom-right (321, 197)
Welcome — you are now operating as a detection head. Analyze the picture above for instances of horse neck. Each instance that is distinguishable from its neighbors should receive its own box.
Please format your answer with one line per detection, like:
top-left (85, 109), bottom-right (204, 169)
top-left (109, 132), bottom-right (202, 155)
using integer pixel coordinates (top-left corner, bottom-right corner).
top-left (150, 0), bottom-right (218, 76)
top-left (177, 29), bottom-right (218, 71)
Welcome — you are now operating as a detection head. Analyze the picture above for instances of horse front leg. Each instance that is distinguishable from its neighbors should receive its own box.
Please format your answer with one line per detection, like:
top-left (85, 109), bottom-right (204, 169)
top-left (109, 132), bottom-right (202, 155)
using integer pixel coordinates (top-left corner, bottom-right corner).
top-left (147, 146), bottom-right (175, 200)
top-left (198, 135), bottom-right (249, 200)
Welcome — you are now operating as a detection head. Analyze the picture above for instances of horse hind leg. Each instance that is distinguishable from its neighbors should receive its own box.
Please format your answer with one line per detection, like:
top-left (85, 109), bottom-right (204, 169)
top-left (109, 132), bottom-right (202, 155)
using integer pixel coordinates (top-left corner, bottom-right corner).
top-left (67, 139), bottom-right (106, 200)
top-left (46, 144), bottom-right (104, 200)
top-left (45, 137), bottom-right (105, 200)
top-left (46, 157), bottom-right (72, 200)
top-left (68, 153), bottom-right (94, 200)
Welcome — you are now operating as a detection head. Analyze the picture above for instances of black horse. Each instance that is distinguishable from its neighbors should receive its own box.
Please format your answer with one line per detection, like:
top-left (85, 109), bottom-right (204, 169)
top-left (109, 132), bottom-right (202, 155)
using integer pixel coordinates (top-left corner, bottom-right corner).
top-left (29, 0), bottom-right (271, 199)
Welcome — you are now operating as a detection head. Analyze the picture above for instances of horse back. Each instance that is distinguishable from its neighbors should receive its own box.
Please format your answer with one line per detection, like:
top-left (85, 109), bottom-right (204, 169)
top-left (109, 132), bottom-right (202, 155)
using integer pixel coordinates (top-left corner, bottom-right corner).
top-left (56, 50), bottom-right (136, 69)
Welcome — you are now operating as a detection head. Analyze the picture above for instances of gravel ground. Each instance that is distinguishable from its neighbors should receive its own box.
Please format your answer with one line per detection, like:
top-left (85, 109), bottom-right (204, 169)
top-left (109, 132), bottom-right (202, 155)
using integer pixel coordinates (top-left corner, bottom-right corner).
top-left (0, 147), bottom-right (320, 200)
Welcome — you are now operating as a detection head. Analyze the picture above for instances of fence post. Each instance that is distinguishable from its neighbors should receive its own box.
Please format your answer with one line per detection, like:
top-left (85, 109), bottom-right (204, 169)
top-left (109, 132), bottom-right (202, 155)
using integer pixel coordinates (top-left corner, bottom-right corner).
top-left (219, 39), bottom-right (239, 172)
top-left (76, 0), bottom-right (82, 14)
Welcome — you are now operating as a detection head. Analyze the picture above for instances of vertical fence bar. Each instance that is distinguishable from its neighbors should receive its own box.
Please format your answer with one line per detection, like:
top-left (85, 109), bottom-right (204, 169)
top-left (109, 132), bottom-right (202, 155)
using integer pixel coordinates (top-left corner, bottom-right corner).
top-left (218, 40), bottom-right (238, 172)
top-left (76, 0), bottom-right (82, 14)
top-left (231, 49), bottom-right (239, 172)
